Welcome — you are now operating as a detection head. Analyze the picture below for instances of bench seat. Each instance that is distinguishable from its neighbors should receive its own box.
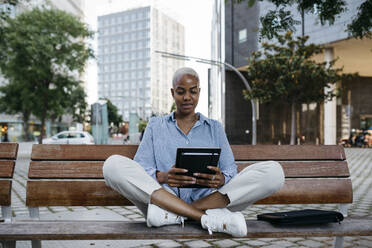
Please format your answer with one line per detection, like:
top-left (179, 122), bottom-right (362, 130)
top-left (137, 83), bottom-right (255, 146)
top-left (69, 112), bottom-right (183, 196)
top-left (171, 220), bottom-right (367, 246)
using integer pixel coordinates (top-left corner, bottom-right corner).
top-left (1, 217), bottom-right (372, 240)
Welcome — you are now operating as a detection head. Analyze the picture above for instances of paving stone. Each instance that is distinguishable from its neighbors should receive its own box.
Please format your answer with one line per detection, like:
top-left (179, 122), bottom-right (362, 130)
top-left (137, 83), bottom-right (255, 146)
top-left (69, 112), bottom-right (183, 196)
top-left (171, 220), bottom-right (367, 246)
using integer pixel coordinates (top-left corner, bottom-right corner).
top-left (153, 240), bottom-right (182, 247)
top-left (297, 239), bottom-right (326, 248)
top-left (183, 240), bottom-right (212, 247)
top-left (212, 239), bottom-right (240, 247)
top-left (243, 239), bottom-right (268, 246)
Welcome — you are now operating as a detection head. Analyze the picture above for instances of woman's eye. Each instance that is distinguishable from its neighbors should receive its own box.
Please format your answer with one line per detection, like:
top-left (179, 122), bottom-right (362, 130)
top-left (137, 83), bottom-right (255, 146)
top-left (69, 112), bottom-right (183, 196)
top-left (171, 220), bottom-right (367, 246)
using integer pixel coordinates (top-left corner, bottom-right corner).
top-left (176, 91), bottom-right (184, 95)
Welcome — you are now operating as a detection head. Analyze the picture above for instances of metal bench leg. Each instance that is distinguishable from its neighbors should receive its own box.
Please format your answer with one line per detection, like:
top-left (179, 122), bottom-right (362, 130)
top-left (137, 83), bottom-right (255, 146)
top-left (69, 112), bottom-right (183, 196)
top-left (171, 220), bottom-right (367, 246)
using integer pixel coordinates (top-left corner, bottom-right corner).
top-left (1, 206), bottom-right (12, 222)
top-left (338, 204), bottom-right (349, 217)
top-left (1, 241), bottom-right (16, 248)
top-left (29, 207), bottom-right (42, 248)
top-left (334, 236), bottom-right (344, 248)
top-left (1, 206), bottom-right (16, 248)
top-left (333, 204), bottom-right (350, 248)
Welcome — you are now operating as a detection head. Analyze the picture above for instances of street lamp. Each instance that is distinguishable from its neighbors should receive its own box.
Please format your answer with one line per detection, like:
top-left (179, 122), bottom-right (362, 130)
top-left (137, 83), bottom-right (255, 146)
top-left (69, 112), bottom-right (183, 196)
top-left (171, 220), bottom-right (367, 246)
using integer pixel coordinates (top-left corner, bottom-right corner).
top-left (155, 50), bottom-right (257, 145)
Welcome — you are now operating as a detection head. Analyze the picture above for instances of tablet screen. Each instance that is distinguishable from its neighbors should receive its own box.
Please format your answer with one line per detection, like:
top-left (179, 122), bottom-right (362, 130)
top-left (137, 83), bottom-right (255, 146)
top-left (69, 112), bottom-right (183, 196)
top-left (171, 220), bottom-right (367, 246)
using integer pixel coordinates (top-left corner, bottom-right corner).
top-left (175, 147), bottom-right (221, 188)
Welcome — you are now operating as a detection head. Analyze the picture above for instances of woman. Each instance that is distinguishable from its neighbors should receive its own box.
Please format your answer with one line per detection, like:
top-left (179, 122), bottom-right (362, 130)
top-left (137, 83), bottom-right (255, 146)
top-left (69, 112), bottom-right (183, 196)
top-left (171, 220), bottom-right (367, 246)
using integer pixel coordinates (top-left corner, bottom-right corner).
top-left (103, 67), bottom-right (284, 237)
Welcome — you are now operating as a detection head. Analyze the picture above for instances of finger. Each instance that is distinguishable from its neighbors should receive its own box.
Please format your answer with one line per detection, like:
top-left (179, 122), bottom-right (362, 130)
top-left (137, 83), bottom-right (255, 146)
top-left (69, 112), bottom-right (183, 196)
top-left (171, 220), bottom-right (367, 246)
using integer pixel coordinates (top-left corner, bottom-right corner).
top-left (169, 174), bottom-right (196, 181)
top-left (193, 172), bottom-right (215, 180)
top-left (169, 167), bottom-right (188, 174)
top-left (207, 166), bottom-right (221, 174)
top-left (168, 179), bottom-right (196, 187)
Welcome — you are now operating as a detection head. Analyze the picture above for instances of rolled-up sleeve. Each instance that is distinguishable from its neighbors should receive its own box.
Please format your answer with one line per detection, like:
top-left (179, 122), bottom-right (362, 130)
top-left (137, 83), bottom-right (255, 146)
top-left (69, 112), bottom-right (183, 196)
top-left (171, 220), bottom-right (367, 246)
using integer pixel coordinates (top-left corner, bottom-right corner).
top-left (133, 118), bottom-right (157, 179)
top-left (216, 122), bottom-right (237, 185)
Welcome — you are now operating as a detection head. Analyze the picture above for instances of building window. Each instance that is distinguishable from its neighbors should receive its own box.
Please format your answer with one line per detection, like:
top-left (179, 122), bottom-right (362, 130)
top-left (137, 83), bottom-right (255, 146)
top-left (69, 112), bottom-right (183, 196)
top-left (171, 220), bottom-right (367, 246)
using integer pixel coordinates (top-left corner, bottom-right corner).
top-left (238, 29), bottom-right (247, 43)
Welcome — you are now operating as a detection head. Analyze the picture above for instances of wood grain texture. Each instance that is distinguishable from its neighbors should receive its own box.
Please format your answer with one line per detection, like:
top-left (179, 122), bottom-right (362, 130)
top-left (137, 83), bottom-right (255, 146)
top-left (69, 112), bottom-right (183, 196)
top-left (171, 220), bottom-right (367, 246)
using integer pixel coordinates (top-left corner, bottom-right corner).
top-left (237, 161), bottom-right (350, 178)
top-left (26, 179), bottom-right (352, 207)
top-left (26, 181), bottom-right (132, 207)
top-left (31, 145), bottom-right (138, 161)
top-left (0, 143), bottom-right (18, 159)
top-left (1, 217), bottom-right (371, 240)
top-left (0, 180), bottom-right (11, 206)
top-left (0, 161), bottom-right (15, 178)
top-left (31, 144), bottom-right (346, 161)
top-left (28, 161), bottom-right (103, 179)
top-left (231, 145), bottom-right (346, 161)
top-left (29, 160), bottom-right (350, 179)
top-left (256, 179), bottom-right (353, 204)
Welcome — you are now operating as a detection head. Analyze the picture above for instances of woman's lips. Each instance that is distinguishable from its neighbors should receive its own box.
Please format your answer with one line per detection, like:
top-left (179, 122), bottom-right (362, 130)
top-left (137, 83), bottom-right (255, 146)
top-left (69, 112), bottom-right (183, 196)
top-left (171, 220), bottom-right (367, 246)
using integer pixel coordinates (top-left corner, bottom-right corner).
top-left (182, 103), bottom-right (193, 109)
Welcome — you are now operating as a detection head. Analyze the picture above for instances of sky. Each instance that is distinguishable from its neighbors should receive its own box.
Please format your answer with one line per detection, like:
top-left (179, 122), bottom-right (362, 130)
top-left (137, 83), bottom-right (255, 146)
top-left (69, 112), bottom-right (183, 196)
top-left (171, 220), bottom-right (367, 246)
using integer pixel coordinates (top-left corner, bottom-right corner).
top-left (84, 0), bottom-right (214, 116)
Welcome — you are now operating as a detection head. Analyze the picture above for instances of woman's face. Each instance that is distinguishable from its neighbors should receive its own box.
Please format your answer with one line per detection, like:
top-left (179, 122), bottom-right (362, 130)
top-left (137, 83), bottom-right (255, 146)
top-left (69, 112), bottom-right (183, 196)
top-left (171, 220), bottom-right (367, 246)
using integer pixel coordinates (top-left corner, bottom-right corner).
top-left (171, 74), bottom-right (200, 115)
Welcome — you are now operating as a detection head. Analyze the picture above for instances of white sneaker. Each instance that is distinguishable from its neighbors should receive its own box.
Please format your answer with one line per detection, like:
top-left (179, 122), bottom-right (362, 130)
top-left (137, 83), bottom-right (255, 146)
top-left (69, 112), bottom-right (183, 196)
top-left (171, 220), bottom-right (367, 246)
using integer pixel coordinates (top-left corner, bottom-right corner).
top-left (201, 208), bottom-right (247, 237)
top-left (146, 203), bottom-right (184, 227)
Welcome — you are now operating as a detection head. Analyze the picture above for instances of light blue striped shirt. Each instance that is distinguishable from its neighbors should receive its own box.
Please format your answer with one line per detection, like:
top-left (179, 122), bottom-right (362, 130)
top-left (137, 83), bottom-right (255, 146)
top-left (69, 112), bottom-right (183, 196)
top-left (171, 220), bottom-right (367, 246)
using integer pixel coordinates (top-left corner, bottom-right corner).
top-left (134, 112), bottom-right (237, 204)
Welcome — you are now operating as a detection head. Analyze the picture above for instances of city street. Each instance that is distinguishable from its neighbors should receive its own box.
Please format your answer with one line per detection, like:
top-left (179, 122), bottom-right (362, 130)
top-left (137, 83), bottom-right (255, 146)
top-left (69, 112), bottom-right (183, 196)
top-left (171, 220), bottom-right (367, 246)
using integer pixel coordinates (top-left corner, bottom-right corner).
top-left (6, 143), bottom-right (372, 248)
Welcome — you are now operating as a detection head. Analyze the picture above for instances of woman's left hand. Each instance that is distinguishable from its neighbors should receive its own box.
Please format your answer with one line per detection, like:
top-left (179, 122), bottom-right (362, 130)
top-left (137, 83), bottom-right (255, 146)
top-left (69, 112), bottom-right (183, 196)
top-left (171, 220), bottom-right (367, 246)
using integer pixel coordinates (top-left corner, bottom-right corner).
top-left (193, 166), bottom-right (225, 188)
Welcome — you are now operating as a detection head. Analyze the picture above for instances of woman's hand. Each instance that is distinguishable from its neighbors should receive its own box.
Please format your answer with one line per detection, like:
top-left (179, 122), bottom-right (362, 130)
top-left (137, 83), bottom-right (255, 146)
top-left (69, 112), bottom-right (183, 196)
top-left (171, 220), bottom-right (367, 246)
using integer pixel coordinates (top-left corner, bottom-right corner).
top-left (157, 166), bottom-right (196, 187)
top-left (193, 166), bottom-right (225, 188)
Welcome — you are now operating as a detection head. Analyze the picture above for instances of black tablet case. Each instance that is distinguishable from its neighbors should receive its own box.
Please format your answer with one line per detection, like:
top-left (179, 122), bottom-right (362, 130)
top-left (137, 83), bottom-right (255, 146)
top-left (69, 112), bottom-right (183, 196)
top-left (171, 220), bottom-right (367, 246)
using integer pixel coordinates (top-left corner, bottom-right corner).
top-left (175, 147), bottom-right (221, 188)
top-left (257, 209), bottom-right (344, 225)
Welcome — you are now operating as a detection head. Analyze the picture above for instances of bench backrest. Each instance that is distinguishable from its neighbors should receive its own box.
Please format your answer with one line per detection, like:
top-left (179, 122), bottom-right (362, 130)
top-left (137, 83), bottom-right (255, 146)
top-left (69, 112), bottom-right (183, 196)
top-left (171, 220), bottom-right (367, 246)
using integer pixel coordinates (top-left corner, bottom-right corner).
top-left (26, 144), bottom-right (352, 207)
top-left (0, 143), bottom-right (18, 207)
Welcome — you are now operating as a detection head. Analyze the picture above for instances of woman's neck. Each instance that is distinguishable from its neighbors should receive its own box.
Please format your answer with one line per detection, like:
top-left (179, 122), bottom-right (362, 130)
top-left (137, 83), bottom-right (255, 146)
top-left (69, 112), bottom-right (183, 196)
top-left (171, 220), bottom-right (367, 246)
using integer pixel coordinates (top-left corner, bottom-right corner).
top-left (174, 111), bottom-right (198, 122)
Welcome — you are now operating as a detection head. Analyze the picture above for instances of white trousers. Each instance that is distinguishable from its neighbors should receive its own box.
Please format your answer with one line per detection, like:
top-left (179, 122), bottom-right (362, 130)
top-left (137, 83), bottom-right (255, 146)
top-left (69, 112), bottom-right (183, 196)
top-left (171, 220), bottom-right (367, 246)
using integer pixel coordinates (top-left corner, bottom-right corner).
top-left (103, 155), bottom-right (285, 216)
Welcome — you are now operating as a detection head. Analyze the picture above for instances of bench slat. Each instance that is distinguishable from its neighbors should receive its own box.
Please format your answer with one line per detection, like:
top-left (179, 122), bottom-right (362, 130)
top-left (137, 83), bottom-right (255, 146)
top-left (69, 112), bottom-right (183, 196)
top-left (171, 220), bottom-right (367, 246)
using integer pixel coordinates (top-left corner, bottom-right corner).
top-left (256, 178), bottom-right (352, 204)
top-left (0, 180), bottom-right (11, 206)
top-left (28, 161), bottom-right (350, 179)
top-left (238, 161), bottom-right (350, 178)
top-left (232, 145), bottom-right (346, 161)
top-left (31, 145), bottom-right (346, 161)
top-left (26, 179), bottom-right (352, 207)
top-left (31, 145), bottom-right (138, 161)
top-left (0, 143), bottom-right (18, 160)
top-left (1, 217), bottom-right (371, 240)
top-left (0, 161), bottom-right (15, 178)
top-left (26, 181), bottom-right (131, 207)
top-left (28, 161), bottom-right (103, 179)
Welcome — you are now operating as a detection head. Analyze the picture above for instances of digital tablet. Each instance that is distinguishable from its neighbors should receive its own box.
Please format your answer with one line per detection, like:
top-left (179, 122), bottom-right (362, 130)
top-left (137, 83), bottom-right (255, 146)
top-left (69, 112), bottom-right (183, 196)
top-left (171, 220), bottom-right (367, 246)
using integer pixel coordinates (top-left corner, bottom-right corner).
top-left (175, 147), bottom-right (221, 188)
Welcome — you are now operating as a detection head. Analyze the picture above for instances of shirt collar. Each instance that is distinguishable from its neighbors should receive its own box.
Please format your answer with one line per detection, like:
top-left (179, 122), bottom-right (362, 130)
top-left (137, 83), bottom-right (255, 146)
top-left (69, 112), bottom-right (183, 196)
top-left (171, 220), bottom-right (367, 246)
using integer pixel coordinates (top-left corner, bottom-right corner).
top-left (167, 112), bottom-right (211, 125)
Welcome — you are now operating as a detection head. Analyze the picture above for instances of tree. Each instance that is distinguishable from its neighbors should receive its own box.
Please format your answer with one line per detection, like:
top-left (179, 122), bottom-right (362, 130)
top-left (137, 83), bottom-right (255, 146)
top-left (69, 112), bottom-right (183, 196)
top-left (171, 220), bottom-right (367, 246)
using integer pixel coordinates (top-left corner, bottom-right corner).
top-left (104, 98), bottom-right (123, 131)
top-left (0, 79), bottom-right (33, 140)
top-left (243, 32), bottom-right (353, 144)
top-left (235, 0), bottom-right (372, 39)
top-left (0, 7), bottom-right (94, 143)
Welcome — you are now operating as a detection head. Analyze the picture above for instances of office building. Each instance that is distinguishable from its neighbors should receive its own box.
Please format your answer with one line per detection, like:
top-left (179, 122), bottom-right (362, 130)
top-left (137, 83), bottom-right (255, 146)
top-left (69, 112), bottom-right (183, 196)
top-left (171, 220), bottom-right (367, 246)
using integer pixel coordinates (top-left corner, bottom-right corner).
top-left (211, 0), bottom-right (372, 144)
top-left (97, 7), bottom-right (185, 121)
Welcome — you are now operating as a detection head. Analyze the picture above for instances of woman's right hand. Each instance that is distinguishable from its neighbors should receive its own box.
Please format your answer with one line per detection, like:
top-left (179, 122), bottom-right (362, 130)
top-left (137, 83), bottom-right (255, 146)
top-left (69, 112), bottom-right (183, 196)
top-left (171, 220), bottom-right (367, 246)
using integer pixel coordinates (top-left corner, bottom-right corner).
top-left (158, 165), bottom-right (196, 187)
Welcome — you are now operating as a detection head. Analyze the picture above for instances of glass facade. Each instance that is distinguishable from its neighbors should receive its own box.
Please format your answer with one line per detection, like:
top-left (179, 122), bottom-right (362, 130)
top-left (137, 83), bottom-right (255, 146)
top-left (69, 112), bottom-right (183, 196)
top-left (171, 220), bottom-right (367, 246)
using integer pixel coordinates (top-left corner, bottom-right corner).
top-left (97, 6), bottom-right (185, 121)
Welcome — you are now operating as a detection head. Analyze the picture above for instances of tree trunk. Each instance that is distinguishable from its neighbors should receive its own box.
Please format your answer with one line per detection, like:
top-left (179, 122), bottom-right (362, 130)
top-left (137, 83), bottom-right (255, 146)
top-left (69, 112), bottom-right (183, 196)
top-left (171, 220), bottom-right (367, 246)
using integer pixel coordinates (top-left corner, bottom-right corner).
top-left (22, 114), bottom-right (31, 141)
top-left (38, 115), bottom-right (45, 144)
top-left (290, 102), bottom-right (296, 145)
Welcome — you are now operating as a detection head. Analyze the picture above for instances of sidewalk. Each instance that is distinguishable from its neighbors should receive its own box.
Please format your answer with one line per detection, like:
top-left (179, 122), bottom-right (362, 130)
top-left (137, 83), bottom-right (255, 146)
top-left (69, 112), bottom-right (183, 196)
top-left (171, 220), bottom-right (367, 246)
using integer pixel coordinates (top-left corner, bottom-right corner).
top-left (7, 144), bottom-right (372, 247)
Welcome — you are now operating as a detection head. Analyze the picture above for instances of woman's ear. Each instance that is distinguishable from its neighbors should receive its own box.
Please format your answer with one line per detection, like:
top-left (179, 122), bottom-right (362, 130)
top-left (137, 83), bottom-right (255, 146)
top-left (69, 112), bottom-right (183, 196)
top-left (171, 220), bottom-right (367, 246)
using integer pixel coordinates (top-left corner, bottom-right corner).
top-left (171, 88), bottom-right (175, 98)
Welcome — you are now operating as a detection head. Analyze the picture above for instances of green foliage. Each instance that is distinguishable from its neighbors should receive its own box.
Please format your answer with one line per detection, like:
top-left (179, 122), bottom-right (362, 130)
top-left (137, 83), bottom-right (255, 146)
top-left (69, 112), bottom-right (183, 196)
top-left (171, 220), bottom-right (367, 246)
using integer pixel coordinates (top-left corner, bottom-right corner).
top-left (233, 0), bottom-right (371, 39)
top-left (104, 98), bottom-right (123, 128)
top-left (347, 0), bottom-right (372, 39)
top-left (170, 102), bottom-right (176, 112)
top-left (138, 119), bottom-right (148, 133)
top-left (243, 31), bottom-right (347, 105)
top-left (0, 7), bottom-right (94, 142)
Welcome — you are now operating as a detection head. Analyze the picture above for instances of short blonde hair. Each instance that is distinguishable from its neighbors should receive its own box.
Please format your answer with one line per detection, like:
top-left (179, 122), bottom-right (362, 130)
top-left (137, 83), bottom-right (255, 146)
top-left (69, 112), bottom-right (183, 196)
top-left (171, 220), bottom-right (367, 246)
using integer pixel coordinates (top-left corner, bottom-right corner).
top-left (172, 67), bottom-right (199, 87)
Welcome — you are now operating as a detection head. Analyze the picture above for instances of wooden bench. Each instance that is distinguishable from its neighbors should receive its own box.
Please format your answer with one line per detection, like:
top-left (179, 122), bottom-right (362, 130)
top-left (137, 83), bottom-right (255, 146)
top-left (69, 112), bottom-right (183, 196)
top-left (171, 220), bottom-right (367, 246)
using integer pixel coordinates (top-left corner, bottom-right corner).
top-left (1, 144), bottom-right (372, 248)
top-left (0, 143), bottom-right (18, 248)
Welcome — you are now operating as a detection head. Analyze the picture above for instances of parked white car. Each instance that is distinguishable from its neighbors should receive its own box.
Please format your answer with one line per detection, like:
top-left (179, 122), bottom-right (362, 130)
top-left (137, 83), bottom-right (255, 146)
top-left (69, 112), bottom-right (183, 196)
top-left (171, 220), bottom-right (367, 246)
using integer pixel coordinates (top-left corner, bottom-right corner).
top-left (42, 131), bottom-right (94, 144)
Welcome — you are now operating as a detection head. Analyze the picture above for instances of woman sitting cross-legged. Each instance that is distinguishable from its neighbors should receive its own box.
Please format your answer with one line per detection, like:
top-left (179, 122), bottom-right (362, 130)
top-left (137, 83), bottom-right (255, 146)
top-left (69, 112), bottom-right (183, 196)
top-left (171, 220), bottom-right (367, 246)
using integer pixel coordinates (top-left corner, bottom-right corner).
top-left (103, 67), bottom-right (285, 237)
